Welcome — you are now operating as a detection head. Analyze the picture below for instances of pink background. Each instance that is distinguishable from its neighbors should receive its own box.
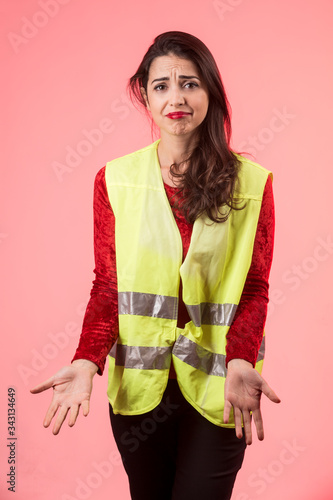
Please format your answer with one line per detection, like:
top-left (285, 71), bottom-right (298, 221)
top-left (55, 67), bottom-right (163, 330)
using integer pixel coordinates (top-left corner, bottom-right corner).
top-left (1, 0), bottom-right (333, 499)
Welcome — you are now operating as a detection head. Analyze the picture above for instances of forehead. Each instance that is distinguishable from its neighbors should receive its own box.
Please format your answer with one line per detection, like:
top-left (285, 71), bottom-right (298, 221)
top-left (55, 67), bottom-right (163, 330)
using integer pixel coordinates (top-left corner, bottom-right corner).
top-left (148, 54), bottom-right (199, 79)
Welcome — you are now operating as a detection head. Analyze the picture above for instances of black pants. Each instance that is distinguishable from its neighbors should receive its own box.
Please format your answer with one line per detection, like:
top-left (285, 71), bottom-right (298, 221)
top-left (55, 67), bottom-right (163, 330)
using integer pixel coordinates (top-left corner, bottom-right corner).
top-left (109, 378), bottom-right (246, 500)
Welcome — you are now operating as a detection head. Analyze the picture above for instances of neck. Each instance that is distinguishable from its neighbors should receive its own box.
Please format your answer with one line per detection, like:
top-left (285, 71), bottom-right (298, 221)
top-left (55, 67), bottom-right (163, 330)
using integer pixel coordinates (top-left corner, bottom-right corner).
top-left (157, 132), bottom-right (197, 169)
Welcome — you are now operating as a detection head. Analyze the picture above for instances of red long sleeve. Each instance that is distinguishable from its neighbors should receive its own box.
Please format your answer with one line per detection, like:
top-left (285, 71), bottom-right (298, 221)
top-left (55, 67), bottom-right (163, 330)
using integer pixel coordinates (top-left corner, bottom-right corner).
top-left (72, 168), bottom-right (274, 375)
top-left (71, 168), bottom-right (118, 375)
top-left (225, 175), bottom-right (275, 367)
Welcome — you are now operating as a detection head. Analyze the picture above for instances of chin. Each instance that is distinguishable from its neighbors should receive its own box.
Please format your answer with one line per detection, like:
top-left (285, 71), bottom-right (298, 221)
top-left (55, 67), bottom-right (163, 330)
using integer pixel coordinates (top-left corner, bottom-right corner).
top-left (170, 124), bottom-right (195, 136)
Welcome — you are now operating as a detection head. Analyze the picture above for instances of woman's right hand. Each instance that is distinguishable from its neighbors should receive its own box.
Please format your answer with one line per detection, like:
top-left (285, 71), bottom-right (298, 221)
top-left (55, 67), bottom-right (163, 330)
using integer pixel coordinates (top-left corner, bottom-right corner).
top-left (30, 359), bottom-right (99, 435)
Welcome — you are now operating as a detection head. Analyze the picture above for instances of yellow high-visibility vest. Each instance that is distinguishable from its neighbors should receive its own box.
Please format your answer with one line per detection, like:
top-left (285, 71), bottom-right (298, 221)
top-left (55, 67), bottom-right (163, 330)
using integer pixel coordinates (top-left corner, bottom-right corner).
top-left (105, 139), bottom-right (272, 427)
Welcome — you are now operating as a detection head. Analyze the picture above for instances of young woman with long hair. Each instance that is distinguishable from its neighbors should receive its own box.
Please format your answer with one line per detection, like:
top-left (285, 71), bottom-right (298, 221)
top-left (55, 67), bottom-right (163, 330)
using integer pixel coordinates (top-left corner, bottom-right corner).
top-left (31, 31), bottom-right (280, 500)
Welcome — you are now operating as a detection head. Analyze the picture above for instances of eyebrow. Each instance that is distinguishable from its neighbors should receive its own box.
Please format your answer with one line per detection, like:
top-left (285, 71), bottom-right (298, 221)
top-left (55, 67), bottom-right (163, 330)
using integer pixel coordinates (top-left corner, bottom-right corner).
top-left (150, 75), bottom-right (200, 85)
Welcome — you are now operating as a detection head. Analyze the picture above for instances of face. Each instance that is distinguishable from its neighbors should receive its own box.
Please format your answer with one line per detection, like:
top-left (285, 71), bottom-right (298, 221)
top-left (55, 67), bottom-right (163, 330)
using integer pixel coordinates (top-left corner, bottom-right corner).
top-left (142, 54), bottom-right (209, 140)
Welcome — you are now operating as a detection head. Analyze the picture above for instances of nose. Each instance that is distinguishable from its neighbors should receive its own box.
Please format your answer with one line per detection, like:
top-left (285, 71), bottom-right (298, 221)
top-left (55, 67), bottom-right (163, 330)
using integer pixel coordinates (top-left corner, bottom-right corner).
top-left (169, 85), bottom-right (185, 106)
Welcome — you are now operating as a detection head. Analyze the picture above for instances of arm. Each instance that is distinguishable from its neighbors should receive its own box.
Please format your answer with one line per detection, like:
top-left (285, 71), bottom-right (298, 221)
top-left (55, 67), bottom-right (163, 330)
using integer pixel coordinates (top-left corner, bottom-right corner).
top-left (31, 168), bottom-right (119, 433)
top-left (71, 166), bottom-right (119, 375)
top-left (223, 175), bottom-right (281, 444)
top-left (225, 175), bottom-right (275, 367)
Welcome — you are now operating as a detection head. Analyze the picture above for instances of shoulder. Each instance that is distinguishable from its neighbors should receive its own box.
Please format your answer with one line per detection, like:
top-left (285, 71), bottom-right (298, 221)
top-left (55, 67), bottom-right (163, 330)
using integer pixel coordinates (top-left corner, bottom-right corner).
top-left (262, 174), bottom-right (274, 209)
top-left (233, 152), bottom-right (272, 179)
top-left (93, 166), bottom-right (111, 207)
top-left (105, 141), bottom-right (159, 170)
top-left (94, 165), bottom-right (106, 185)
top-left (233, 152), bottom-right (273, 199)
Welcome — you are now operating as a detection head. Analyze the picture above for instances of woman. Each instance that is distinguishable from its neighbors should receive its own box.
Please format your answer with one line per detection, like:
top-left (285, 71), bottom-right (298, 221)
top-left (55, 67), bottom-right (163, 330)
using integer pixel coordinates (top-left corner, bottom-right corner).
top-left (31, 31), bottom-right (280, 500)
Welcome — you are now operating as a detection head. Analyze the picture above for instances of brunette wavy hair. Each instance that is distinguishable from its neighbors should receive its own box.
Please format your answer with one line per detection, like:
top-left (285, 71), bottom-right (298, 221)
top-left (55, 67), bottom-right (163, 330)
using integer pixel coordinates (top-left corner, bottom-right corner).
top-left (128, 31), bottom-right (244, 224)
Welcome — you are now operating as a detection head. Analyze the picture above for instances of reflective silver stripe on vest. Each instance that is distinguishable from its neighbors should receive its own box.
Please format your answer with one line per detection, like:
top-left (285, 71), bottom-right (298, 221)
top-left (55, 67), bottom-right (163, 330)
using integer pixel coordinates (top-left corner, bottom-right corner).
top-left (172, 335), bottom-right (227, 377)
top-left (172, 335), bottom-right (266, 377)
top-left (118, 291), bottom-right (178, 320)
top-left (109, 341), bottom-right (172, 370)
top-left (109, 335), bottom-right (265, 373)
top-left (186, 302), bottom-right (238, 327)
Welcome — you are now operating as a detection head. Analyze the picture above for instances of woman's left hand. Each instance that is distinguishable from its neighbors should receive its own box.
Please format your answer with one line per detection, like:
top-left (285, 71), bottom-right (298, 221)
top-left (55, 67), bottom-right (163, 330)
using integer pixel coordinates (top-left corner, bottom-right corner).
top-left (223, 358), bottom-right (281, 445)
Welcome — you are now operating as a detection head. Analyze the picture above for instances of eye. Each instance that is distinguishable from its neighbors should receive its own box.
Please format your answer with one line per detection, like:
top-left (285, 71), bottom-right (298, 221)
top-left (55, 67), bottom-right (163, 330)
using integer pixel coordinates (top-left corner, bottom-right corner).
top-left (154, 84), bottom-right (167, 91)
top-left (184, 82), bottom-right (199, 89)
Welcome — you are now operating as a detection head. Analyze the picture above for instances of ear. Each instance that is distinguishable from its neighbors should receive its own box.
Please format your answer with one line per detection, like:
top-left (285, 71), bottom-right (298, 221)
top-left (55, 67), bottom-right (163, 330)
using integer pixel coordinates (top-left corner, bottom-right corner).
top-left (140, 87), bottom-right (150, 110)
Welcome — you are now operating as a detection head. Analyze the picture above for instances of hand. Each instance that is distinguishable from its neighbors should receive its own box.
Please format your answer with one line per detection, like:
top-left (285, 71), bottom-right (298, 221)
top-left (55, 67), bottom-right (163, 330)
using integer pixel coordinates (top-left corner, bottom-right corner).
top-left (30, 360), bottom-right (98, 435)
top-left (223, 358), bottom-right (281, 445)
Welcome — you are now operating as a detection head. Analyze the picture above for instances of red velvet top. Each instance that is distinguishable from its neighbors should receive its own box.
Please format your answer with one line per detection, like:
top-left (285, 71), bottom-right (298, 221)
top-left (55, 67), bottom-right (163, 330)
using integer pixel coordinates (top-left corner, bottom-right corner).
top-left (72, 167), bottom-right (275, 377)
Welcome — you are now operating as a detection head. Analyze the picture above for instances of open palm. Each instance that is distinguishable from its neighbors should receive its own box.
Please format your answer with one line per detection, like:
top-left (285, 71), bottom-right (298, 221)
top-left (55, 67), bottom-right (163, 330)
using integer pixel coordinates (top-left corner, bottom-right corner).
top-left (30, 362), bottom-right (97, 435)
top-left (224, 359), bottom-right (280, 445)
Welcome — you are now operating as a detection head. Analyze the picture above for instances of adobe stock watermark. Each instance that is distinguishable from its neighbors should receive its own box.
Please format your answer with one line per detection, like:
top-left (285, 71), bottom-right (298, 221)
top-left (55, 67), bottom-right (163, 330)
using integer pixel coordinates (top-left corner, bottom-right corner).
top-left (236, 107), bottom-right (296, 159)
top-left (61, 450), bottom-right (122, 500)
top-left (120, 397), bottom-right (180, 453)
top-left (7, 0), bottom-right (73, 54)
top-left (235, 438), bottom-right (306, 499)
top-left (213, 0), bottom-right (245, 21)
top-left (268, 234), bottom-right (333, 317)
top-left (17, 320), bottom-right (80, 386)
top-left (51, 93), bottom-right (132, 182)
top-left (18, 294), bottom-right (110, 386)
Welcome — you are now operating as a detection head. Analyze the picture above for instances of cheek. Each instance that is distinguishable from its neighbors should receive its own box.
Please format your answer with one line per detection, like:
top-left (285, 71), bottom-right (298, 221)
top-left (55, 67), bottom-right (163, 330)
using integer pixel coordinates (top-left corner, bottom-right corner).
top-left (195, 92), bottom-right (209, 110)
top-left (196, 98), bottom-right (209, 119)
top-left (148, 96), bottom-right (165, 114)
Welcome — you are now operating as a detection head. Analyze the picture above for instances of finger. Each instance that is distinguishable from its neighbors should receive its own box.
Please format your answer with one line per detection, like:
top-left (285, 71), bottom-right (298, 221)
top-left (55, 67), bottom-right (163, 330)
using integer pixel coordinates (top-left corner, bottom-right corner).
top-left (253, 408), bottom-right (264, 441)
top-left (52, 405), bottom-right (69, 435)
top-left (30, 375), bottom-right (56, 394)
top-left (68, 405), bottom-right (79, 427)
top-left (223, 400), bottom-right (232, 424)
top-left (43, 400), bottom-right (59, 428)
top-left (242, 411), bottom-right (252, 445)
top-left (234, 407), bottom-right (243, 440)
top-left (81, 399), bottom-right (90, 417)
top-left (261, 380), bottom-right (281, 403)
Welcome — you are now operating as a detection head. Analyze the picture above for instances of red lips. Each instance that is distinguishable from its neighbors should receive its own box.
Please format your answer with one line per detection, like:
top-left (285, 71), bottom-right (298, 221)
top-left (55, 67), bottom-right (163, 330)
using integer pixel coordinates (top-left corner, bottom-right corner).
top-left (166, 112), bottom-right (191, 119)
